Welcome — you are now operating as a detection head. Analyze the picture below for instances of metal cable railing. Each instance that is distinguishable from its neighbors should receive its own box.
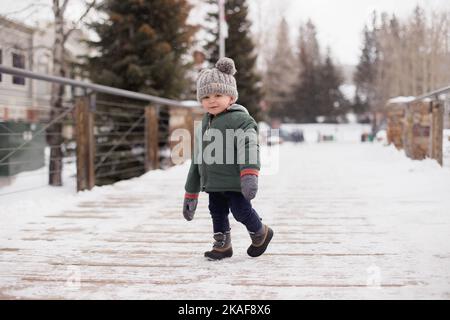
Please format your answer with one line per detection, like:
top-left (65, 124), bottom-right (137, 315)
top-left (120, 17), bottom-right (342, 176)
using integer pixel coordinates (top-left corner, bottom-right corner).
top-left (0, 65), bottom-right (199, 108)
top-left (0, 97), bottom-right (77, 196)
top-left (0, 65), bottom-right (201, 196)
top-left (411, 85), bottom-right (450, 103)
top-left (0, 104), bottom-right (75, 163)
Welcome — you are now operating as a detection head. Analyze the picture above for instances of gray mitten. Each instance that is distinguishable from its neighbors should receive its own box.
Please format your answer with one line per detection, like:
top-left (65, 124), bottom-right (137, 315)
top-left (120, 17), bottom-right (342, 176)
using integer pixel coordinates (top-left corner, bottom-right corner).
top-left (241, 174), bottom-right (258, 201)
top-left (183, 194), bottom-right (198, 221)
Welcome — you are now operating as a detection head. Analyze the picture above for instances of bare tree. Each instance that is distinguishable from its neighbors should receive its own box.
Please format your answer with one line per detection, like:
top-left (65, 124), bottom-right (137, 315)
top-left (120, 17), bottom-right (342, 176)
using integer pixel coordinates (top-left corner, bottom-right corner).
top-left (357, 6), bottom-right (450, 113)
top-left (47, 0), bottom-right (96, 186)
top-left (251, 0), bottom-right (290, 72)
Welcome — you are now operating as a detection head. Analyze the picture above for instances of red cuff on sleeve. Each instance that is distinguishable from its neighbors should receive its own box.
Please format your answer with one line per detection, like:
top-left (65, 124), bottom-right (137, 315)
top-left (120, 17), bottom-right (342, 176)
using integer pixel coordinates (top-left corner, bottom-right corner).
top-left (240, 169), bottom-right (259, 177)
top-left (185, 192), bottom-right (199, 199)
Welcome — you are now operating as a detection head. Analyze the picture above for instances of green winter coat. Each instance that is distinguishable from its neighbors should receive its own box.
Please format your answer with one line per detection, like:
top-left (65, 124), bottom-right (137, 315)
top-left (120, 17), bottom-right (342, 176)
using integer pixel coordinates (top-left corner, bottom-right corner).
top-left (184, 104), bottom-right (260, 193)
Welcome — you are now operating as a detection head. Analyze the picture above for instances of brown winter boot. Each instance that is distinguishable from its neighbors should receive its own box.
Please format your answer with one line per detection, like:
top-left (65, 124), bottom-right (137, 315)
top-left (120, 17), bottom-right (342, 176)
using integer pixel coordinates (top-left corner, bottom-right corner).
top-left (247, 224), bottom-right (274, 257)
top-left (204, 231), bottom-right (233, 260)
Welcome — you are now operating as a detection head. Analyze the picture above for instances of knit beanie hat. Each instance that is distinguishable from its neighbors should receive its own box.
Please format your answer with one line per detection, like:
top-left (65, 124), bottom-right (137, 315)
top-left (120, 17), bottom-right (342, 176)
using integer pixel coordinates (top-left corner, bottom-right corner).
top-left (196, 57), bottom-right (238, 102)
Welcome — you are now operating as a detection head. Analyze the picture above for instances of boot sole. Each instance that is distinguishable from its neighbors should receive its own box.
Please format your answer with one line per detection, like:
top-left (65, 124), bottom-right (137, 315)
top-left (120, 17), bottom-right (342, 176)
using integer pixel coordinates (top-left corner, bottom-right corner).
top-left (247, 227), bottom-right (274, 258)
top-left (204, 248), bottom-right (233, 261)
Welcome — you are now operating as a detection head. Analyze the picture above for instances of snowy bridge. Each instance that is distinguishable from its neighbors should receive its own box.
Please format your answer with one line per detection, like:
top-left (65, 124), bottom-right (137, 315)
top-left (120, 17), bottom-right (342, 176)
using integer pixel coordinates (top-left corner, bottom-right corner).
top-left (1, 141), bottom-right (450, 299)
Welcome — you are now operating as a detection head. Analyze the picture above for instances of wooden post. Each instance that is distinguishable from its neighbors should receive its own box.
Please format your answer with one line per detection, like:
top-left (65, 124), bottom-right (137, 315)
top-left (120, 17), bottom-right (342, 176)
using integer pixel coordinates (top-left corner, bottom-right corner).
top-left (404, 101), bottom-right (430, 160)
top-left (430, 102), bottom-right (443, 165)
top-left (87, 103), bottom-right (95, 189)
top-left (386, 102), bottom-right (406, 149)
top-left (75, 98), bottom-right (85, 191)
top-left (403, 104), bottom-right (414, 159)
top-left (145, 105), bottom-right (159, 171)
top-left (75, 97), bottom-right (95, 191)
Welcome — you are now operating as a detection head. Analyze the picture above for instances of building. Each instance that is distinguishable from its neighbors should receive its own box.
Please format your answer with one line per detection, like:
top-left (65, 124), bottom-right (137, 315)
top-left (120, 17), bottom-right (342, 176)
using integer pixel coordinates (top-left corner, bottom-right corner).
top-left (0, 16), bottom-right (91, 122)
top-left (0, 16), bottom-right (91, 177)
top-left (0, 17), bottom-right (37, 122)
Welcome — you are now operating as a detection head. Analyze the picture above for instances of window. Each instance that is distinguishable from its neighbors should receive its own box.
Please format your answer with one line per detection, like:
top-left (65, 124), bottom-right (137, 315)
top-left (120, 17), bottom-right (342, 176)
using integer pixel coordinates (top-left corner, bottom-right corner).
top-left (12, 52), bottom-right (25, 85)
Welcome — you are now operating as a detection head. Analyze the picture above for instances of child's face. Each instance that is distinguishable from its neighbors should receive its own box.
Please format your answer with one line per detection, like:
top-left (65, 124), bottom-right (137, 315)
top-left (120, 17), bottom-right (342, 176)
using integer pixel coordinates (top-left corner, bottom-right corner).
top-left (201, 94), bottom-right (235, 115)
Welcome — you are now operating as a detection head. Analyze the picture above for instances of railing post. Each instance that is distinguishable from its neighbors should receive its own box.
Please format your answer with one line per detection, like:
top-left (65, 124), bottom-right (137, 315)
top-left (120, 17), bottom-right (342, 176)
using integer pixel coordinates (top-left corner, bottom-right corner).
top-left (87, 94), bottom-right (96, 188)
top-left (430, 102), bottom-right (443, 165)
top-left (75, 96), bottom-right (95, 191)
top-left (404, 101), bottom-right (430, 160)
top-left (403, 104), bottom-right (413, 159)
top-left (145, 105), bottom-right (159, 171)
top-left (386, 102), bottom-right (406, 149)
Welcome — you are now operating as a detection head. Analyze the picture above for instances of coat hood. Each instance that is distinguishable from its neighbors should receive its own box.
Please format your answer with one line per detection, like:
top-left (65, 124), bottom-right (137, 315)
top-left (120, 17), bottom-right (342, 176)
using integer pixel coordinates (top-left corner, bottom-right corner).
top-left (226, 103), bottom-right (249, 114)
top-left (206, 103), bottom-right (249, 119)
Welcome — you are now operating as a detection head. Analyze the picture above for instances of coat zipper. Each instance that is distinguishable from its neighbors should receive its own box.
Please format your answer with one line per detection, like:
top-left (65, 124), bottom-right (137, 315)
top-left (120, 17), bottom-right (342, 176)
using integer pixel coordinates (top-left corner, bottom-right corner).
top-left (205, 116), bottom-right (212, 135)
top-left (202, 112), bottom-right (226, 191)
top-left (202, 115), bottom-right (213, 190)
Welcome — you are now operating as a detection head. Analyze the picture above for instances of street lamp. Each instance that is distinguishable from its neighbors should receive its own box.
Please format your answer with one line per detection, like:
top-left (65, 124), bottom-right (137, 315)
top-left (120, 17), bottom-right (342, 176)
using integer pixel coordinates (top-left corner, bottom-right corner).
top-left (218, 0), bottom-right (227, 58)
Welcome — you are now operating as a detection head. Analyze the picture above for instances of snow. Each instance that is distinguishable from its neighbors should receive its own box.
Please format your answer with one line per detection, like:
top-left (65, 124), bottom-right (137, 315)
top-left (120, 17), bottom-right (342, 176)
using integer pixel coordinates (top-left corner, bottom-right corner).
top-left (339, 83), bottom-right (356, 102)
top-left (1, 127), bottom-right (450, 299)
top-left (375, 129), bottom-right (387, 143)
top-left (387, 96), bottom-right (416, 104)
top-left (0, 152), bottom-right (79, 241)
top-left (444, 129), bottom-right (450, 169)
top-left (179, 100), bottom-right (201, 108)
top-left (345, 113), bottom-right (358, 124)
top-left (280, 123), bottom-right (371, 143)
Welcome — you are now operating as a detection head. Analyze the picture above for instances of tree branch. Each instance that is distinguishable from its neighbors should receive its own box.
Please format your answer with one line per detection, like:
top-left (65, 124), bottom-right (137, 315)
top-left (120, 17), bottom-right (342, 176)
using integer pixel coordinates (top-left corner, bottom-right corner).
top-left (52, 0), bottom-right (60, 16)
top-left (0, 3), bottom-right (49, 16)
top-left (63, 0), bottom-right (97, 42)
top-left (61, 0), bottom-right (70, 14)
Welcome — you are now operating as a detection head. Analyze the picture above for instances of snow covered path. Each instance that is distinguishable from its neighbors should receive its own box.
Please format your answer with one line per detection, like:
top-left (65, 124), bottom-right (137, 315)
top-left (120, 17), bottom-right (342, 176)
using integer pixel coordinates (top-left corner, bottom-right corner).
top-left (1, 142), bottom-right (450, 299)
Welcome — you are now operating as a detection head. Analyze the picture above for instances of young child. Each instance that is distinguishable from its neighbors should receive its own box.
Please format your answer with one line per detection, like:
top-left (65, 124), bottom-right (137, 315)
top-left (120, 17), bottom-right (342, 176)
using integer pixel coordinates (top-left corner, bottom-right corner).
top-left (182, 57), bottom-right (274, 260)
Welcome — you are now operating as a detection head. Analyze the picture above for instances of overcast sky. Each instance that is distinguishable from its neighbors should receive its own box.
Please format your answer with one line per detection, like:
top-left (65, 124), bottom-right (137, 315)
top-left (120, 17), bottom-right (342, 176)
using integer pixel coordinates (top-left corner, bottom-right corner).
top-left (248, 0), bottom-right (450, 65)
top-left (1, 0), bottom-right (449, 66)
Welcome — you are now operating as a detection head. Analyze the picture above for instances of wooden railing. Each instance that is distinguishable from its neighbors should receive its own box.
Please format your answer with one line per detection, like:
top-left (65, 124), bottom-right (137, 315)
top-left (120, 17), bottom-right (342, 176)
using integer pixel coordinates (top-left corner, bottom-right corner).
top-left (0, 65), bottom-right (203, 195)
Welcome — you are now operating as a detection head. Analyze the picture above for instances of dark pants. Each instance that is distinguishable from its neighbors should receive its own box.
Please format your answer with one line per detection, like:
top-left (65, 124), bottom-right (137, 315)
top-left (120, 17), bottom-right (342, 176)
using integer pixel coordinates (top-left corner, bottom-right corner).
top-left (208, 191), bottom-right (263, 234)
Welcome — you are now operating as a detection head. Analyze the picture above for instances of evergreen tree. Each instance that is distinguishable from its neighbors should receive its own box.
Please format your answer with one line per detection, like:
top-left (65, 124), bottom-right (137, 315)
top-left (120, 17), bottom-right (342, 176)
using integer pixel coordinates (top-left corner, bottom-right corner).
top-left (83, 0), bottom-right (196, 181)
top-left (352, 93), bottom-right (369, 114)
top-left (264, 18), bottom-right (298, 120)
top-left (205, 0), bottom-right (262, 120)
top-left (86, 0), bottom-right (197, 98)
top-left (317, 52), bottom-right (348, 122)
top-left (353, 18), bottom-right (378, 113)
top-left (290, 20), bottom-right (322, 122)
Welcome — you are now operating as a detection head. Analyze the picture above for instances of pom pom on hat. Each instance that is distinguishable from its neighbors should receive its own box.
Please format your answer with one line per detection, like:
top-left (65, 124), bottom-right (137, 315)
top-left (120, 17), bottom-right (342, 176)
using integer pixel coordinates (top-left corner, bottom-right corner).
top-left (215, 57), bottom-right (237, 75)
